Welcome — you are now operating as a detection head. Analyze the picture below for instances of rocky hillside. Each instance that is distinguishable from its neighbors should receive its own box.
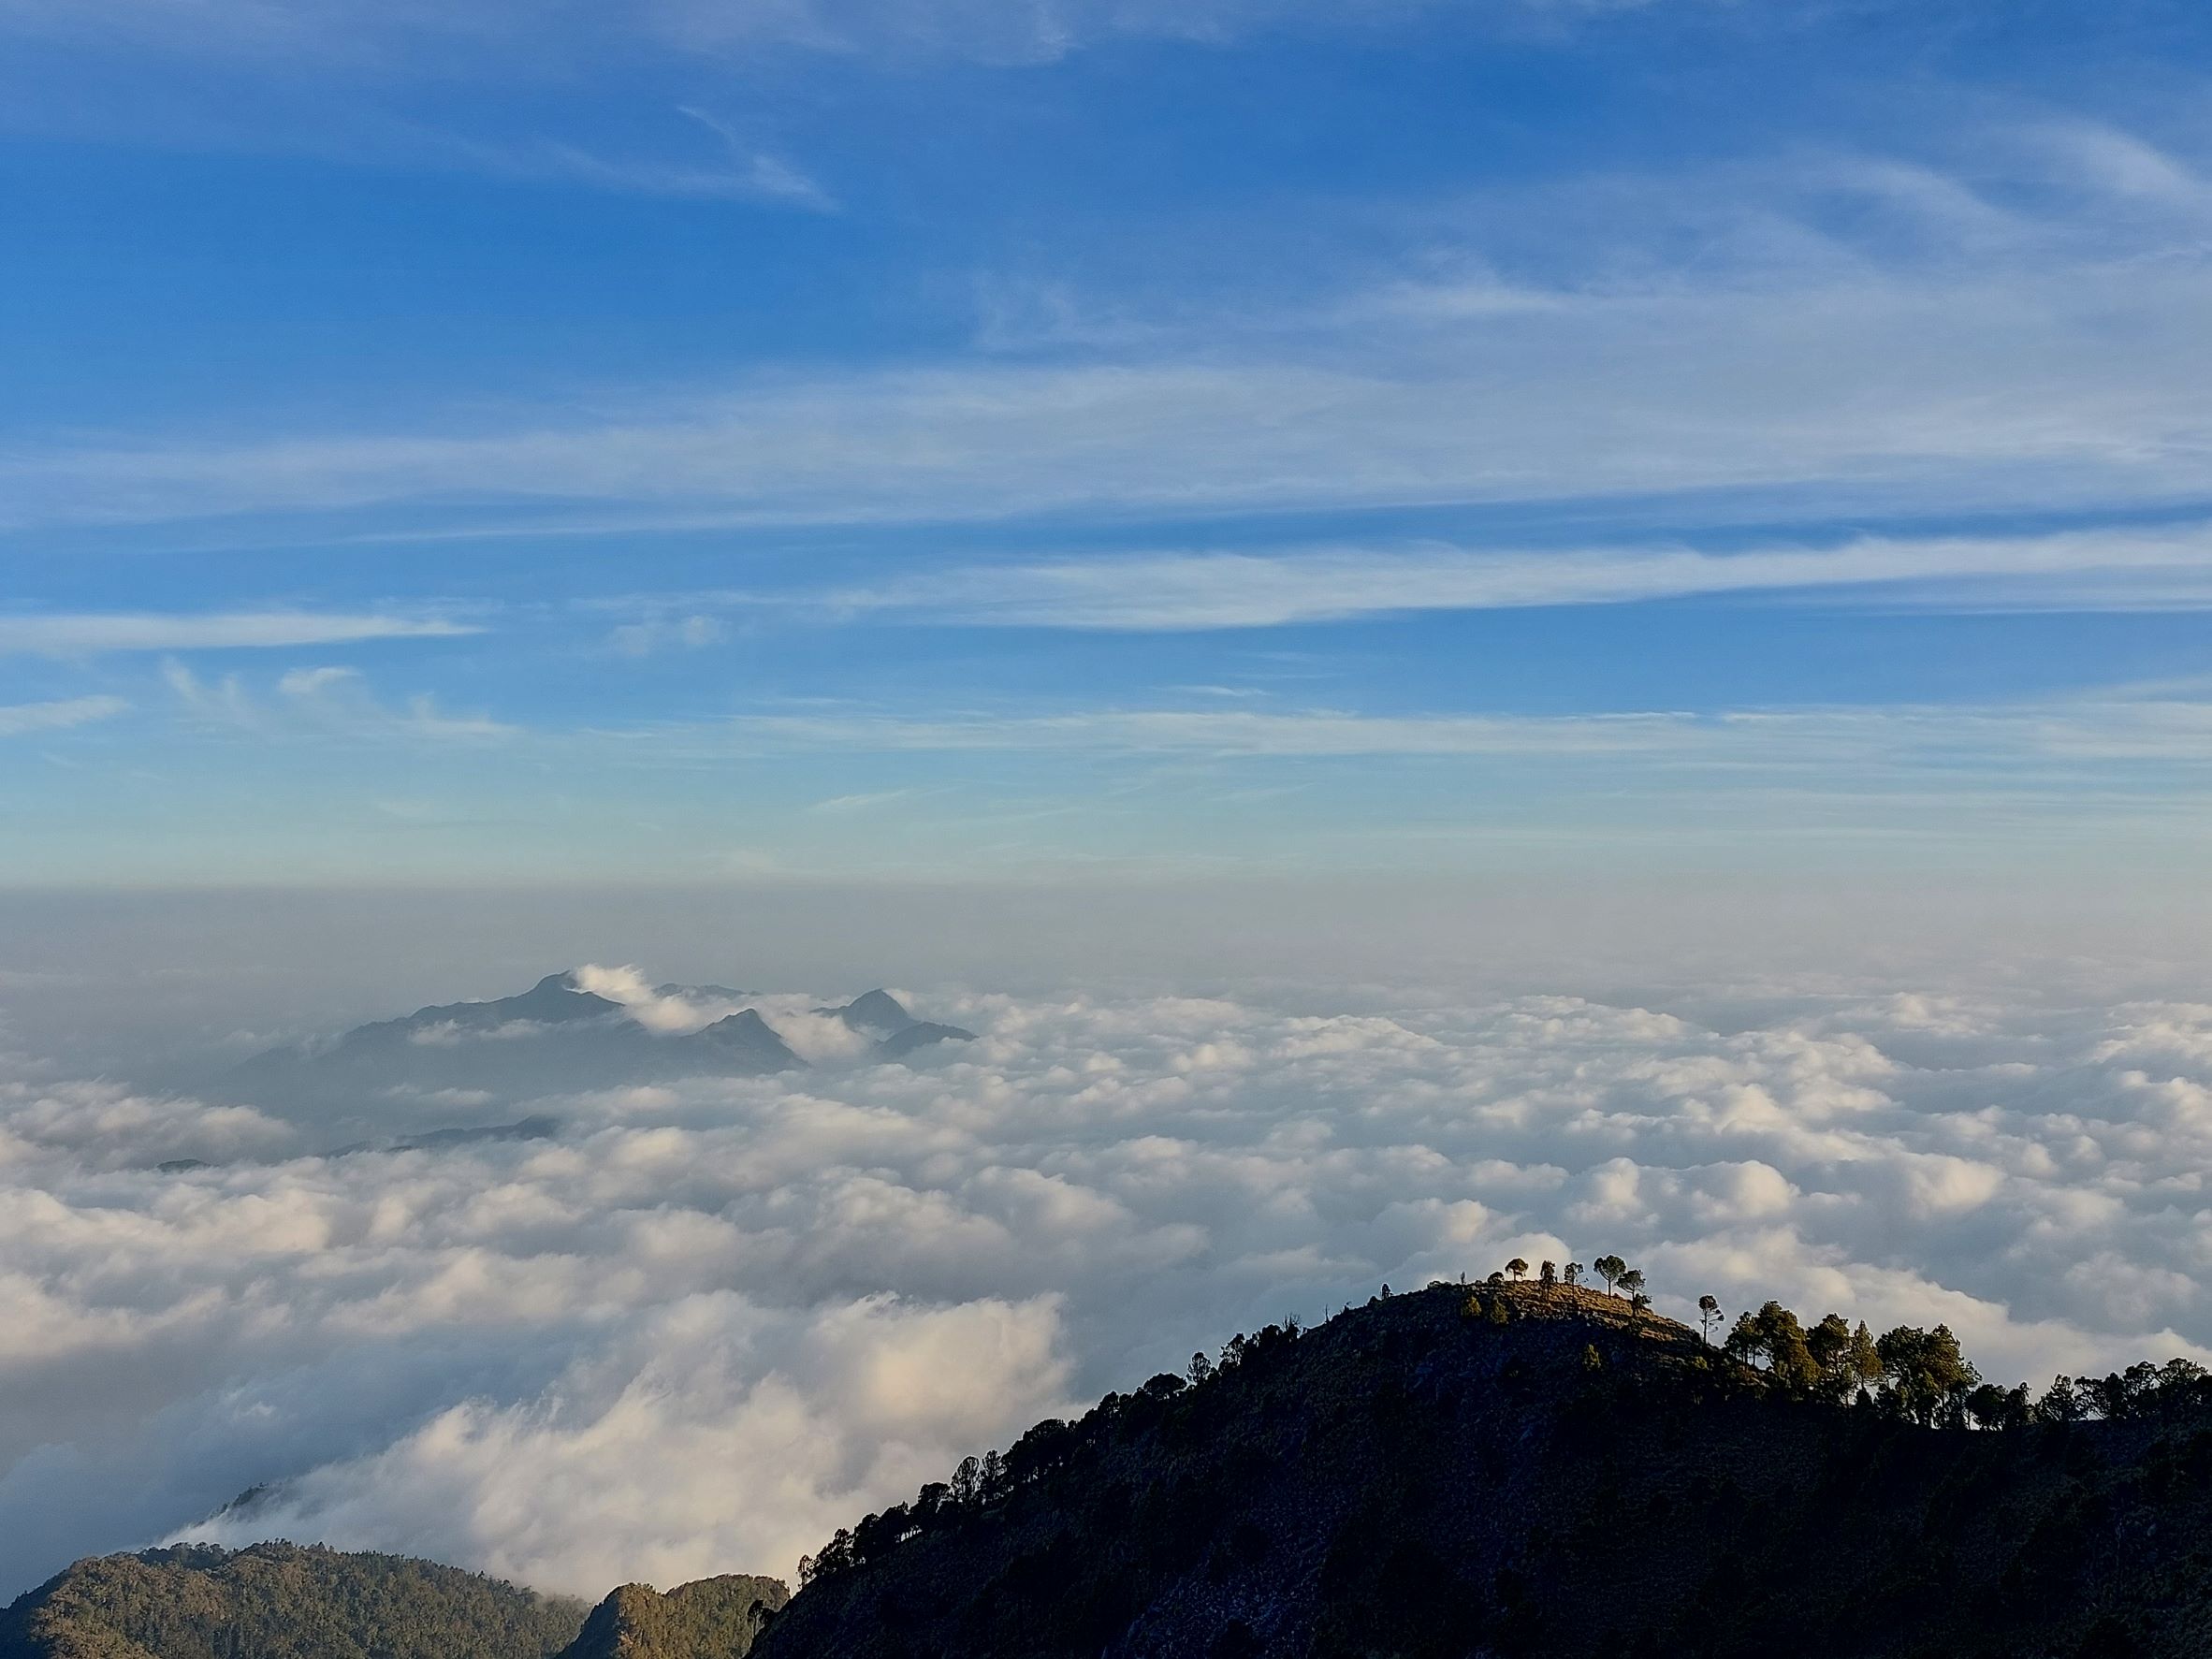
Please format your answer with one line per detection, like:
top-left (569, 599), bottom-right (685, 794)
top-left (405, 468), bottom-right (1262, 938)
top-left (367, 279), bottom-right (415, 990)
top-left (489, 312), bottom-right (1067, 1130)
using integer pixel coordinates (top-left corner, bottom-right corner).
top-left (753, 1280), bottom-right (2212, 1659)
top-left (0, 1542), bottom-right (589, 1659)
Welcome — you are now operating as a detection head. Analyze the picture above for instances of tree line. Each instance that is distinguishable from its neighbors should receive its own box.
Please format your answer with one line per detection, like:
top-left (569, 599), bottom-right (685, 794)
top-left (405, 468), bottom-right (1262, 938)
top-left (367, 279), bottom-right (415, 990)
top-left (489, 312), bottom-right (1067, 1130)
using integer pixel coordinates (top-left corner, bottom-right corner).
top-left (1471, 1254), bottom-right (2212, 1433)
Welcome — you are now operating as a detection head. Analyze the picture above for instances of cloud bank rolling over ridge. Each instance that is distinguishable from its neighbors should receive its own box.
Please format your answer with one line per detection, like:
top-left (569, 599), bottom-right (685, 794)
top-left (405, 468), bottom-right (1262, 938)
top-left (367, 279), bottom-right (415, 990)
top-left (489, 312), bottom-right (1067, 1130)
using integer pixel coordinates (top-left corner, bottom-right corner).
top-left (4, 975), bottom-right (2212, 1600)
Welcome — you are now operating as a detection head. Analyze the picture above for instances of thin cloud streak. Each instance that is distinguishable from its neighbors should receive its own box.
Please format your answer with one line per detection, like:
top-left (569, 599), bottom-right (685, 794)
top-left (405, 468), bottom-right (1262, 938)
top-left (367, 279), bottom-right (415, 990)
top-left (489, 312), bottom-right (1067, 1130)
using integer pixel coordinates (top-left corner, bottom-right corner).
top-left (0, 611), bottom-right (476, 655)
top-left (694, 693), bottom-right (2212, 767)
top-left (0, 0), bottom-right (1659, 73)
top-left (818, 525), bottom-right (2212, 630)
top-left (0, 695), bottom-right (130, 735)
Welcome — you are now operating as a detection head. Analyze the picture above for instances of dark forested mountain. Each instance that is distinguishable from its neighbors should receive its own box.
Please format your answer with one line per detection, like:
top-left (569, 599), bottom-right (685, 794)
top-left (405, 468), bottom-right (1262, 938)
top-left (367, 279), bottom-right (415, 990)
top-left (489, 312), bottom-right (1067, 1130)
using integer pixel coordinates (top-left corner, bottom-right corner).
top-left (0, 1543), bottom-right (589, 1659)
top-left (753, 1281), bottom-right (2212, 1659)
top-left (36, 1282), bottom-right (2211, 1659)
top-left (560, 1577), bottom-right (788, 1659)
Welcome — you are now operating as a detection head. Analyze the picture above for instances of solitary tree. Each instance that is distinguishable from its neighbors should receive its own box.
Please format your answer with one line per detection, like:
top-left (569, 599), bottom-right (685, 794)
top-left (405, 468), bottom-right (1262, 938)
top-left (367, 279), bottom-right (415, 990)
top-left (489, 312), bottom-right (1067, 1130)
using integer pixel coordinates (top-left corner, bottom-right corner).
top-left (1563, 1261), bottom-right (1584, 1288)
top-left (1593, 1254), bottom-right (1628, 1297)
top-left (1539, 1260), bottom-right (1558, 1288)
top-left (1506, 1258), bottom-right (1529, 1283)
top-left (1697, 1294), bottom-right (1722, 1344)
top-left (1187, 1350), bottom-right (1215, 1387)
top-left (1630, 1290), bottom-right (1652, 1317)
top-left (1616, 1267), bottom-right (1646, 1303)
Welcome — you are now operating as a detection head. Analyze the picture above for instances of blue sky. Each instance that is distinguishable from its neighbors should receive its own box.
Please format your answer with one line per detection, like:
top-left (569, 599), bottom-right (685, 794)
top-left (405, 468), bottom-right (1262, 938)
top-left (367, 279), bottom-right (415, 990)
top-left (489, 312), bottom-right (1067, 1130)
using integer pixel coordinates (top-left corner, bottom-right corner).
top-left (5, 0), bottom-right (2212, 901)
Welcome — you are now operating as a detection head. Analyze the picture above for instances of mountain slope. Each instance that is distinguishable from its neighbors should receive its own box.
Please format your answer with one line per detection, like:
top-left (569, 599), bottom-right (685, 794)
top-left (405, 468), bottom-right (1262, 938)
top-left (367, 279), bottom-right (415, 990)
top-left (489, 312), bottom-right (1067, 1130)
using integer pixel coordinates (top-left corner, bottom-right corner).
top-left (874, 1021), bottom-right (977, 1060)
top-left (0, 1543), bottom-right (588, 1659)
top-left (677, 1010), bottom-right (804, 1072)
top-left (754, 1281), bottom-right (2212, 1659)
top-left (559, 1577), bottom-right (788, 1659)
top-left (816, 990), bottom-right (919, 1038)
top-left (817, 990), bottom-right (976, 1059)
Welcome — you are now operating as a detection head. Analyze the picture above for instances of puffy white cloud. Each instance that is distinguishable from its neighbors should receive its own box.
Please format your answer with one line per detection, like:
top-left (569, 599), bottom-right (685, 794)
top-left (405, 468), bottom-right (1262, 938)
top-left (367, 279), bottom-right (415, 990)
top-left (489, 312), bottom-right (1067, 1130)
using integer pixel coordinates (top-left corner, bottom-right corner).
top-left (1, 979), bottom-right (2211, 1600)
top-left (180, 1292), bottom-right (1070, 1595)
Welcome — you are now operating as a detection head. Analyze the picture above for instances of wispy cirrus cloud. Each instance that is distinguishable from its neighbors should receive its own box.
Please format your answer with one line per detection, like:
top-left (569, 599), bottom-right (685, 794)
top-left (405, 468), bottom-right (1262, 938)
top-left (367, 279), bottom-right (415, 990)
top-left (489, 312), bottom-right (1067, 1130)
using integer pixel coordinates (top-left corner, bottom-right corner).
top-left (164, 661), bottom-right (513, 740)
top-left (419, 114), bottom-right (836, 208)
top-left (692, 691), bottom-right (2212, 771)
top-left (7, 219), bottom-right (2209, 537)
top-left (0, 611), bottom-right (476, 655)
top-left (0, 0), bottom-right (1677, 73)
top-left (810, 524), bottom-right (2212, 630)
top-left (0, 695), bottom-right (130, 736)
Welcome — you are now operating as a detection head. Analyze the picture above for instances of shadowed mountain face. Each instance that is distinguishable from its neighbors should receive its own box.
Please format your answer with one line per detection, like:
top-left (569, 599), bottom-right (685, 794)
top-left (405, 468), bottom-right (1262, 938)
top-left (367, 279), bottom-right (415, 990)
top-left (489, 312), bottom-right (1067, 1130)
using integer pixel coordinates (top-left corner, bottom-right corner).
top-left (753, 1283), bottom-right (2212, 1659)
top-left (227, 972), bottom-right (804, 1112)
top-left (0, 1542), bottom-right (589, 1659)
top-left (817, 991), bottom-right (977, 1057)
top-left (818, 990), bottom-right (921, 1039)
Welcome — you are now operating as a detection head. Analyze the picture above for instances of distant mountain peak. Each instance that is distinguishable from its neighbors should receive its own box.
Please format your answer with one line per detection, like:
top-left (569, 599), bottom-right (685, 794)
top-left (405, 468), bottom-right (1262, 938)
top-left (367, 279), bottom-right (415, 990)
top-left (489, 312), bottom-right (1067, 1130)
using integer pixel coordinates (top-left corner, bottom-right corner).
top-left (229, 972), bottom-right (804, 1114)
top-left (817, 989), bottom-right (914, 1038)
top-left (376, 972), bottom-right (623, 1036)
top-left (687, 1009), bottom-right (804, 1070)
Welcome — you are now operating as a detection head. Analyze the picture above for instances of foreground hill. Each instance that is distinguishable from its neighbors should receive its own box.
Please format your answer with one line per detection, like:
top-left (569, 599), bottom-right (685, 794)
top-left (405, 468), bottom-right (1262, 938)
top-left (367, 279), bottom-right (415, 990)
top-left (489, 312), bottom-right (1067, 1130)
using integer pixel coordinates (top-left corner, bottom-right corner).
top-left (0, 1547), bottom-right (793, 1659)
top-left (0, 1542), bottom-right (589, 1659)
top-left (562, 1577), bottom-right (788, 1659)
top-left (754, 1281), bottom-right (2212, 1659)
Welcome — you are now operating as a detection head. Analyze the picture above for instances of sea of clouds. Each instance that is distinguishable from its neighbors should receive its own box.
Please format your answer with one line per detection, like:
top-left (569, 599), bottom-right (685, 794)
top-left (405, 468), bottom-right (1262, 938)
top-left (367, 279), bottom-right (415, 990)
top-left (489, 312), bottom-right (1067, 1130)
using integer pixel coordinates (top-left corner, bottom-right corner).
top-left (3, 973), bottom-right (2210, 1599)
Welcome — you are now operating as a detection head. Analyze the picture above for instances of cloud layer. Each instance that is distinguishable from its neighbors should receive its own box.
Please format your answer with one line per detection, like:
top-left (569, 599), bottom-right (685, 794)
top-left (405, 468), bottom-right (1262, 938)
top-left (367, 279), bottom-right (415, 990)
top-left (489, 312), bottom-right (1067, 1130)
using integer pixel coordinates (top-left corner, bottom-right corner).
top-left (5, 977), bottom-right (2212, 1600)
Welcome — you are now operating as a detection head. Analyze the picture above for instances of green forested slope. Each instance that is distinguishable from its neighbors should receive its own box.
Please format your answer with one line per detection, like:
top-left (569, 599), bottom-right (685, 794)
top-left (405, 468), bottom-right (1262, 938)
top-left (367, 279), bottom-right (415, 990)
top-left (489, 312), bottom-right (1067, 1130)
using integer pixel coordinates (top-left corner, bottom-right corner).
top-left (0, 1543), bottom-right (589, 1659)
top-left (558, 1576), bottom-right (787, 1659)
